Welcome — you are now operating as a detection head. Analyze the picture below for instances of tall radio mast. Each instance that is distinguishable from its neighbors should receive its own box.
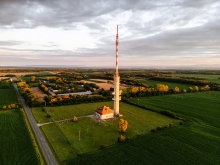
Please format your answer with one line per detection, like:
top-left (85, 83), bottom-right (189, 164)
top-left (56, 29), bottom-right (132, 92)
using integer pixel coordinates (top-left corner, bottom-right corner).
top-left (112, 25), bottom-right (121, 116)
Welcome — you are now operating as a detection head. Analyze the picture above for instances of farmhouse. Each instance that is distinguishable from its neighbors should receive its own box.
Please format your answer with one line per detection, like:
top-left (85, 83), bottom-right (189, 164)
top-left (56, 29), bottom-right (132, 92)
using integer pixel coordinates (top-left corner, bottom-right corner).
top-left (94, 106), bottom-right (114, 120)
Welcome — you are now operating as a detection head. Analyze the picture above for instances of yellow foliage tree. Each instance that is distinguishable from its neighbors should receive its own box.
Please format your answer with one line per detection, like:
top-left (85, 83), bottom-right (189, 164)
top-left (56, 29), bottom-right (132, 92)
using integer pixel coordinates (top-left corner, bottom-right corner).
top-left (194, 86), bottom-right (199, 92)
top-left (118, 119), bottom-right (128, 133)
top-left (155, 84), bottom-right (169, 92)
top-left (30, 76), bottom-right (36, 82)
top-left (173, 87), bottom-right (180, 93)
top-left (73, 116), bottom-right (78, 122)
top-left (17, 81), bottom-right (27, 87)
top-left (118, 134), bottom-right (126, 142)
top-left (182, 89), bottom-right (187, 93)
top-left (204, 85), bottom-right (210, 91)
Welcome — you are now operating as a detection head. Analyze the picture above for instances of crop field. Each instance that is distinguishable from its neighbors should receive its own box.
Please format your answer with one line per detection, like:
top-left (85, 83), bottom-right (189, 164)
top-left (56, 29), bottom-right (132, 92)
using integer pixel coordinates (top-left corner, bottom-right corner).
top-left (130, 91), bottom-right (220, 127)
top-left (138, 79), bottom-right (197, 89)
top-left (65, 91), bottom-right (220, 165)
top-left (0, 87), bottom-right (18, 107)
top-left (34, 102), bottom-right (179, 163)
top-left (164, 73), bottom-right (220, 84)
top-left (0, 109), bottom-right (41, 165)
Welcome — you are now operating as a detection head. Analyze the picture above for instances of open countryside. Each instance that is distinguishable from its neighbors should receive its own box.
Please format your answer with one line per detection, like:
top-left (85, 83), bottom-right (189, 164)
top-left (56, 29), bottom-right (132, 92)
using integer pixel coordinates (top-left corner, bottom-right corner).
top-left (1, 68), bottom-right (220, 165)
top-left (1, 1), bottom-right (220, 164)
top-left (0, 83), bottom-right (44, 165)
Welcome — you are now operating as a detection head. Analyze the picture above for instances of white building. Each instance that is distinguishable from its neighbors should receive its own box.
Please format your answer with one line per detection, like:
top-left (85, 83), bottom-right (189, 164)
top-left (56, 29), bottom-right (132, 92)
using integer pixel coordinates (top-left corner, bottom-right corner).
top-left (94, 106), bottom-right (114, 120)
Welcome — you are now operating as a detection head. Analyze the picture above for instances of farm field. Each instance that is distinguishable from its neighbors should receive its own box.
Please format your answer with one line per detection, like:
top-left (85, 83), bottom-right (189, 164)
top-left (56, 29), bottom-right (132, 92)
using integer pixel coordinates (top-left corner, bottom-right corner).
top-left (65, 91), bottom-right (220, 165)
top-left (138, 79), bottom-right (198, 89)
top-left (0, 109), bottom-right (42, 165)
top-left (164, 73), bottom-right (220, 84)
top-left (0, 86), bottom-right (18, 108)
top-left (33, 102), bottom-right (179, 163)
top-left (81, 79), bottom-right (127, 90)
top-left (30, 87), bottom-right (47, 102)
top-left (130, 91), bottom-right (220, 128)
top-left (0, 72), bottom-right (37, 76)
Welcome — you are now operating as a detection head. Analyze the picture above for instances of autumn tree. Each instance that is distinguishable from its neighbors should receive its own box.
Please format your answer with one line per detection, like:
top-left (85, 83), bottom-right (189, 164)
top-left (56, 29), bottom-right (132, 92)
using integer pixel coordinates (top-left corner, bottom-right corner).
top-left (201, 85), bottom-right (210, 91)
top-left (118, 119), bottom-right (128, 133)
top-left (194, 86), bottom-right (199, 92)
top-left (118, 134), bottom-right (126, 143)
top-left (73, 116), bottom-right (78, 122)
top-left (182, 89), bottom-right (187, 93)
top-left (173, 86), bottom-right (180, 93)
top-left (30, 76), bottom-right (36, 82)
top-left (155, 84), bottom-right (169, 93)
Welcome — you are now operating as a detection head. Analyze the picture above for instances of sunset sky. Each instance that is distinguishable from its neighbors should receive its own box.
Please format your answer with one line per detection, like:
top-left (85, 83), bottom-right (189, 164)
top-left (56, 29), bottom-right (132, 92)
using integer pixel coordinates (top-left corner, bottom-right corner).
top-left (0, 0), bottom-right (220, 68)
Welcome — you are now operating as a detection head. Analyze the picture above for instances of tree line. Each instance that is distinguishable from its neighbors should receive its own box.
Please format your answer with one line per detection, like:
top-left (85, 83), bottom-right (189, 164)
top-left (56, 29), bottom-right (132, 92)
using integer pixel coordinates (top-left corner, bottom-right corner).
top-left (123, 84), bottom-right (210, 98)
top-left (17, 81), bottom-right (41, 107)
top-left (43, 94), bottom-right (111, 106)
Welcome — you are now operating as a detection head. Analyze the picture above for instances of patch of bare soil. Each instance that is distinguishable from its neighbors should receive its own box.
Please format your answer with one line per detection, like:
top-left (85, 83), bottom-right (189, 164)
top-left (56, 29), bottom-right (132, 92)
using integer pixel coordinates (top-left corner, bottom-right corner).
top-left (30, 87), bottom-right (47, 102)
top-left (81, 80), bottom-right (127, 90)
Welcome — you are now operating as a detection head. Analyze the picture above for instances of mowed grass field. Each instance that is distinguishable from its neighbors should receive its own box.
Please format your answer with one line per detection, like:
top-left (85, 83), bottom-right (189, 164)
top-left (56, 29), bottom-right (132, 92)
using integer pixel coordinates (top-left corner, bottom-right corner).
top-left (0, 110), bottom-right (41, 165)
top-left (33, 102), bottom-right (179, 163)
top-left (0, 87), bottom-right (18, 107)
top-left (65, 91), bottom-right (220, 165)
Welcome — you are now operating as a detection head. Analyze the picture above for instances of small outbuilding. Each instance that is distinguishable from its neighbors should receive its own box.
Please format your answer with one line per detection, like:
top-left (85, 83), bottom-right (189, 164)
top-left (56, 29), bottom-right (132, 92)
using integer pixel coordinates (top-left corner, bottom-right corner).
top-left (94, 106), bottom-right (114, 120)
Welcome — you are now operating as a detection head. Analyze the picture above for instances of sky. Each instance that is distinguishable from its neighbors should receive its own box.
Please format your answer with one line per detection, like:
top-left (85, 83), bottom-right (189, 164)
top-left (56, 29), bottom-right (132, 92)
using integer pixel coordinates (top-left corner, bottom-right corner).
top-left (0, 0), bottom-right (220, 68)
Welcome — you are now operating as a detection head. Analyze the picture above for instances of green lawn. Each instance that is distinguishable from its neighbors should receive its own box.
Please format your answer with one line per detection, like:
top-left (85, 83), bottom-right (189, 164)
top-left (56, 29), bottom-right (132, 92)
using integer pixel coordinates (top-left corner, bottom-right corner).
top-left (37, 102), bottom-right (179, 163)
top-left (0, 110), bottom-right (42, 165)
top-left (32, 102), bottom-right (114, 123)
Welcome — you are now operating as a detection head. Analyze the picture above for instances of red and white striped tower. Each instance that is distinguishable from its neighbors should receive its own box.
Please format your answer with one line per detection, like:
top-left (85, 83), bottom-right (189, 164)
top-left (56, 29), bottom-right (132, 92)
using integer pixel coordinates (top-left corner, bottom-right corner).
top-left (112, 25), bottom-right (121, 116)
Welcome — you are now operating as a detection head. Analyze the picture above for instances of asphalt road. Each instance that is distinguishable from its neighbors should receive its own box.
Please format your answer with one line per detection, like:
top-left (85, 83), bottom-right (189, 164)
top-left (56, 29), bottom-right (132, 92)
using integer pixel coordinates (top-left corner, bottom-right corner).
top-left (13, 83), bottom-right (58, 165)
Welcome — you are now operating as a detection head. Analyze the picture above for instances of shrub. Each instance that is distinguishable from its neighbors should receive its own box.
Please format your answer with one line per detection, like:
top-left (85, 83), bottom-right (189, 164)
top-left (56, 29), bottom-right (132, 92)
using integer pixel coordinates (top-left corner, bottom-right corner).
top-left (151, 128), bottom-right (156, 132)
top-left (118, 134), bottom-right (126, 143)
top-left (160, 110), bottom-right (178, 119)
top-left (46, 114), bottom-right (51, 118)
top-left (179, 121), bottom-right (184, 125)
top-left (100, 144), bottom-right (106, 149)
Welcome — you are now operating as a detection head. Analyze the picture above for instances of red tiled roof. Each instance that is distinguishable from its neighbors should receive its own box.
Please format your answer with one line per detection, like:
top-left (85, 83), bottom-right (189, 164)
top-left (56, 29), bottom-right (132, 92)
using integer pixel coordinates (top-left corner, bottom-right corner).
top-left (95, 106), bottom-right (114, 115)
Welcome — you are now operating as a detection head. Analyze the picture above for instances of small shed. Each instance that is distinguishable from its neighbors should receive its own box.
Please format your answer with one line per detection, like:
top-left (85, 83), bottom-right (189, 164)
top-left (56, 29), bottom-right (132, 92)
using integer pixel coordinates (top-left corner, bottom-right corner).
top-left (94, 106), bottom-right (114, 120)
